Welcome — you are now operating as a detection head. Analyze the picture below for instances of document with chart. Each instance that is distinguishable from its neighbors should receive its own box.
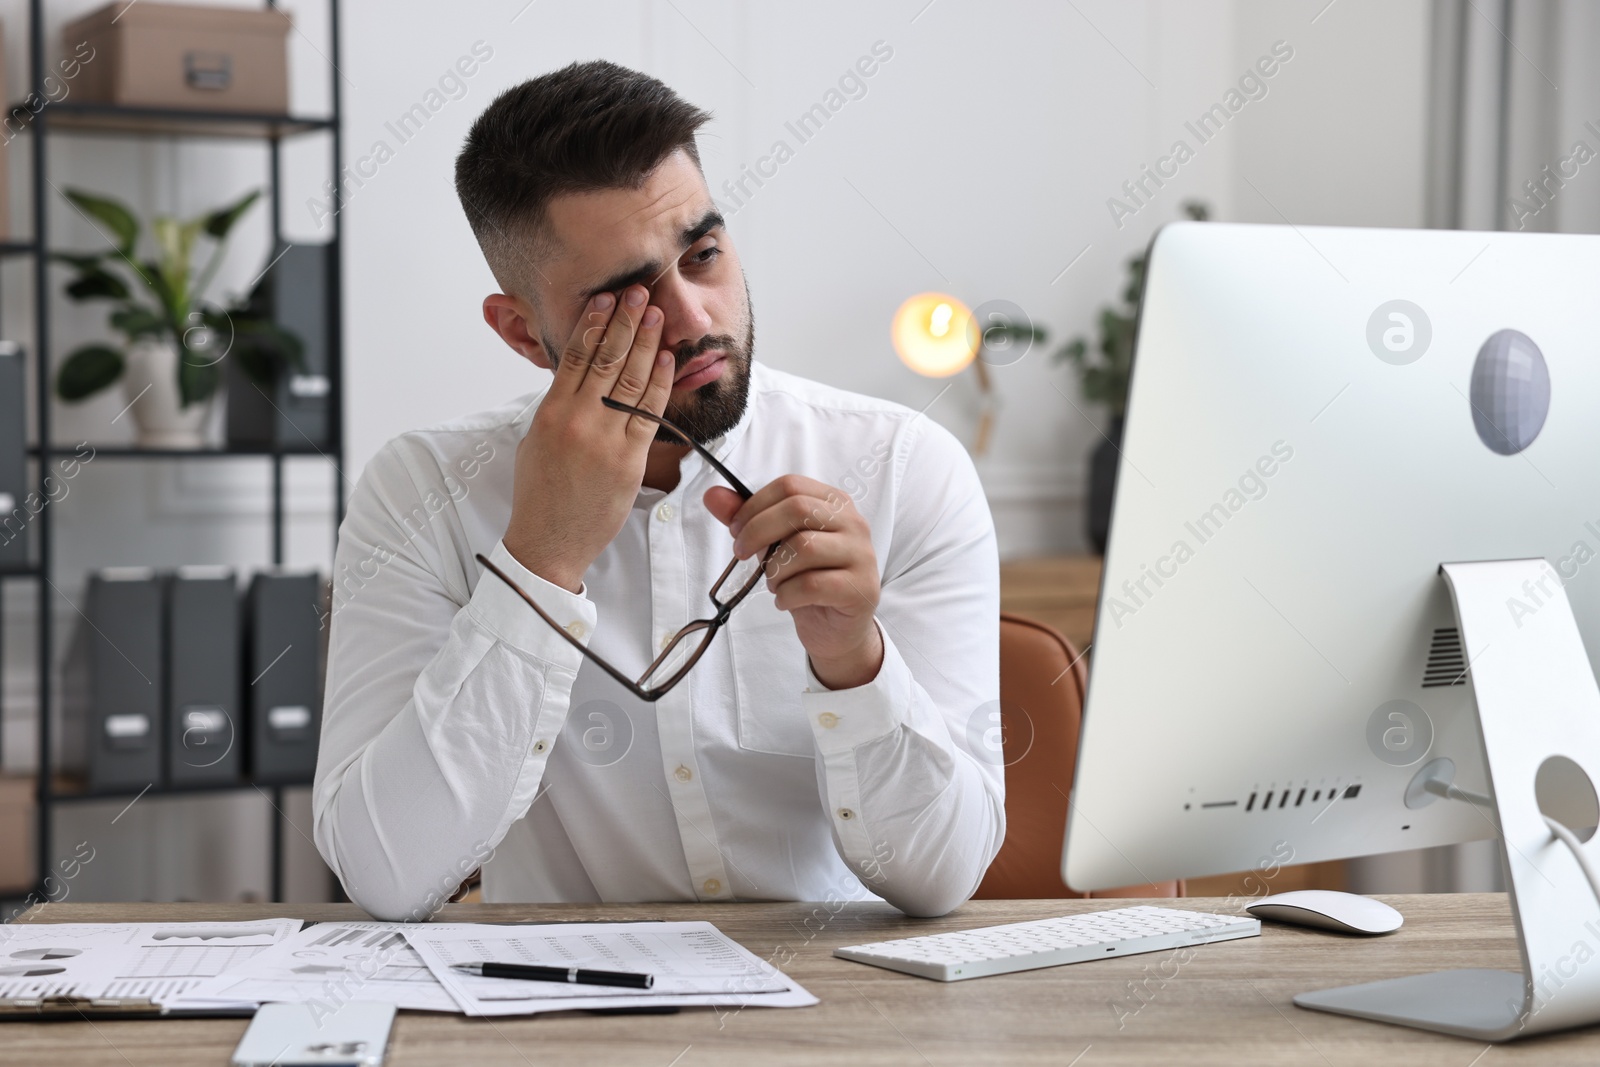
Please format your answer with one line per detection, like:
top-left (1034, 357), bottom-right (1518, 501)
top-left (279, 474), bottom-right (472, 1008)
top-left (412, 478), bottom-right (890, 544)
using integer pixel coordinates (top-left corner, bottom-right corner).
top-left (0, 919), bottom-right (301, 1008)
top-left (175, 921), bottom-right (459, 1012)
top-left (405, 921), bottom-right (817, 1016)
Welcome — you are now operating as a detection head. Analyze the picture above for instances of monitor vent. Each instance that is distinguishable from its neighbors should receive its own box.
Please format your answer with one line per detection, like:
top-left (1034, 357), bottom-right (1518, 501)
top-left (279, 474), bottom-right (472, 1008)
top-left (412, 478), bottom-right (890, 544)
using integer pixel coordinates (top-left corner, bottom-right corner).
top-left (1422, 627), bottom-right (1468, 688)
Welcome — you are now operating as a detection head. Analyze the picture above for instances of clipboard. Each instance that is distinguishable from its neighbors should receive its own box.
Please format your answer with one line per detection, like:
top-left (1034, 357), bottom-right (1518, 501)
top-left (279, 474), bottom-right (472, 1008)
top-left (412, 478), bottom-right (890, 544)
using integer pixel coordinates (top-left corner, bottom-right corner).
top-left (0, 996), bottom-right (254, 1021)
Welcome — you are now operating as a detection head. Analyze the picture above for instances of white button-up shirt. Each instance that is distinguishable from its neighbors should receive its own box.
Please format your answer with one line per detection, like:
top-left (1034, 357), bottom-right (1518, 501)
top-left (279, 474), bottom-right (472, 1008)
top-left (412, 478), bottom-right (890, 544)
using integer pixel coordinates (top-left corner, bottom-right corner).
top-left (313, 363), bottom-right (1003, 920)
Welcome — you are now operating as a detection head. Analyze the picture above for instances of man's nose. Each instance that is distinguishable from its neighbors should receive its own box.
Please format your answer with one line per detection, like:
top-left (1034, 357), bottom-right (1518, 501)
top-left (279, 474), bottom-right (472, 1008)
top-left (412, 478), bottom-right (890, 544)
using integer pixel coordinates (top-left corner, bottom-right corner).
top-left (653, 277), bottom-right (714, 348)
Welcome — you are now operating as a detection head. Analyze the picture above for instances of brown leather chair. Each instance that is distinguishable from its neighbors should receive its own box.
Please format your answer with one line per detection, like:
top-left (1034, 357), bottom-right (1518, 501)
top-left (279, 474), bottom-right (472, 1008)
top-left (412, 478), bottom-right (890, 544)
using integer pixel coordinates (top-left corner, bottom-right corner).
top-left (974, 612), bottom-right (1182, 899)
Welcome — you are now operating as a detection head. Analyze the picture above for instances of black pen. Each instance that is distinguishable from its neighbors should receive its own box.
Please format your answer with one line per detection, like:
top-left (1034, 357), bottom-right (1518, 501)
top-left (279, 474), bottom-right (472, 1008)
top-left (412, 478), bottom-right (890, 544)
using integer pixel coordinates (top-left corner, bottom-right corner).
top-left (450, 961), bottom-right (654, 989)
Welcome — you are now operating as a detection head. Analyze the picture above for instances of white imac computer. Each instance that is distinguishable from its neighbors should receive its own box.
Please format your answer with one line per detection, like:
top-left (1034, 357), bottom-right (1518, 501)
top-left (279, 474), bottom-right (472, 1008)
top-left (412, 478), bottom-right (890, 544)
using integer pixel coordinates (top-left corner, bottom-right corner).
top-left (1061, 221), bottom-right (1600, 1041)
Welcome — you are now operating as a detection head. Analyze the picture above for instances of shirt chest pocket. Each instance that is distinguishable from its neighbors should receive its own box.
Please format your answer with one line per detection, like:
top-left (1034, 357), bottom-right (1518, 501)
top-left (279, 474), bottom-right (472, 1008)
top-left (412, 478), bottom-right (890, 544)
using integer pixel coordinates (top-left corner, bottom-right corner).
top-left (727, 595), bottom-right (816, 758)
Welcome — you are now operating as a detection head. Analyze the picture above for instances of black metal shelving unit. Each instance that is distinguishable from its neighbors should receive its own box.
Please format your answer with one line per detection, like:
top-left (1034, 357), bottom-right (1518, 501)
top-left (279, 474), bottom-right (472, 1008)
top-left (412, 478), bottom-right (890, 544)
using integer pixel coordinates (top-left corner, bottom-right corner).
top-left (2, 0), bottom-right (345, 904)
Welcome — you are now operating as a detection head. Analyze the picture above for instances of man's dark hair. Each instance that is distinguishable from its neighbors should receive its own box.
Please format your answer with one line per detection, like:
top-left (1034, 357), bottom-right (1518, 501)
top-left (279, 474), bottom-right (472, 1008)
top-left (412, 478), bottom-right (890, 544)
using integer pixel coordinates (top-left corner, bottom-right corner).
top-left (455, 60), bottom-right (712, 299)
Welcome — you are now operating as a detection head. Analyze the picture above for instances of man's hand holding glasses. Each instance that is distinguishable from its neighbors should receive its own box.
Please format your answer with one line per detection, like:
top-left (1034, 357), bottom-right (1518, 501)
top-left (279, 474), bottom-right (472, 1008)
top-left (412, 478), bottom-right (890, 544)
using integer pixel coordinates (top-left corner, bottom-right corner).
top-left (704, 476), bottom-right (883, 691)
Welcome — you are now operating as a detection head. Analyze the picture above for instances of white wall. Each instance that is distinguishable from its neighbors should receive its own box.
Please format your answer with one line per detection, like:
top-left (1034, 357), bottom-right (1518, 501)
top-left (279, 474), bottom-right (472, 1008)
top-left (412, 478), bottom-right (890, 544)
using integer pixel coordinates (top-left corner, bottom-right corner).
top-left (2, 0), bottom-right (1441, 902)
top-left (338, 0), bottom-right (1436, 559)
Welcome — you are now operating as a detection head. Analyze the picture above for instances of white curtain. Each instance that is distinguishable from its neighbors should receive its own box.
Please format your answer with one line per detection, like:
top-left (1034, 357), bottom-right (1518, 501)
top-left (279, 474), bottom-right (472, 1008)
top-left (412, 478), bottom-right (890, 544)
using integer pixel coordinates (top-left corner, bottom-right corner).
top-left (1348, 0), bottom-right (1600, 897)
top-left (1425, 0), bottom-right (1600, 234)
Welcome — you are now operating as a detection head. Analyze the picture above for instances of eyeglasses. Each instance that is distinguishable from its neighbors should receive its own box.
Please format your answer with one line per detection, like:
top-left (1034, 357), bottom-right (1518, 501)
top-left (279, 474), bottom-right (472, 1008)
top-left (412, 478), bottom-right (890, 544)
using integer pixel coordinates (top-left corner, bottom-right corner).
top-left (474, 396), bottom-right (778, 703)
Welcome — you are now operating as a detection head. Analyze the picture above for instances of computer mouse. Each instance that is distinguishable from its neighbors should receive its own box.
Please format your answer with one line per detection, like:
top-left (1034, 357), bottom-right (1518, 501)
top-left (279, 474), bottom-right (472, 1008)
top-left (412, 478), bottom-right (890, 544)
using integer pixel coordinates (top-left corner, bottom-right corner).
top-left (1245, 890), bottom-right (1402, 935)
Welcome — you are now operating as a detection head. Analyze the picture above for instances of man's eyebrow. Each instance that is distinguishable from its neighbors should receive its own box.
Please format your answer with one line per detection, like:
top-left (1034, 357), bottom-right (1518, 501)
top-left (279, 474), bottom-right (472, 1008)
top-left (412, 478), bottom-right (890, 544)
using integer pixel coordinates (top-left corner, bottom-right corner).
top-left (575, 210), bottom-right (727, 301)
top-left (679, 209), bottom-right (724, 250)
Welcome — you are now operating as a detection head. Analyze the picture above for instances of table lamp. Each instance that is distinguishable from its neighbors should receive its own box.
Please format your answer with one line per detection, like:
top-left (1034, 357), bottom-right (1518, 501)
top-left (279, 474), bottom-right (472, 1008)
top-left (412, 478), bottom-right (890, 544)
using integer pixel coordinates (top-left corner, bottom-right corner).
top-left (891, 292), bottom-right (995, 454)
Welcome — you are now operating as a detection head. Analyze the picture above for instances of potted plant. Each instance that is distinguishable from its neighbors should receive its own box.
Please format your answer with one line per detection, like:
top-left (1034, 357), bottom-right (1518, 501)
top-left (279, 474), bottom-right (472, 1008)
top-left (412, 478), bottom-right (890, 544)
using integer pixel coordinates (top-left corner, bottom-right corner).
top-left (1055, 200), bottom-right (1209, 552)
top-left (53, 188), bottom-right (304, 448)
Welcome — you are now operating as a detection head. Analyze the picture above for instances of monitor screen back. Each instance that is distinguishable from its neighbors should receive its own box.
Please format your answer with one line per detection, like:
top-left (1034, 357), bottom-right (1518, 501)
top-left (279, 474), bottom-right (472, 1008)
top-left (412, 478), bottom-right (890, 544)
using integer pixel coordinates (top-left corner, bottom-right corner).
top-left (1064, 222), bottom-right (1600, 890)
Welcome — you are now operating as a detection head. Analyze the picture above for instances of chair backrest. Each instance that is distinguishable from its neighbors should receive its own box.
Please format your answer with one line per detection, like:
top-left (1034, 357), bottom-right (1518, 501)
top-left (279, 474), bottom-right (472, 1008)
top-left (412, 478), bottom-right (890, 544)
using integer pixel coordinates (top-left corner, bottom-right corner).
top-left (974, 612), bottom-right (1182, 900)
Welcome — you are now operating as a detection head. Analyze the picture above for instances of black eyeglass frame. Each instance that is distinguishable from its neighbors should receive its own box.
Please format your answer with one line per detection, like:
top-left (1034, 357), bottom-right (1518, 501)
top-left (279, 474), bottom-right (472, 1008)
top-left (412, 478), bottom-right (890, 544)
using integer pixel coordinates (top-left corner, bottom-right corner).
top-left (473, 396), bottom-right (778, 703)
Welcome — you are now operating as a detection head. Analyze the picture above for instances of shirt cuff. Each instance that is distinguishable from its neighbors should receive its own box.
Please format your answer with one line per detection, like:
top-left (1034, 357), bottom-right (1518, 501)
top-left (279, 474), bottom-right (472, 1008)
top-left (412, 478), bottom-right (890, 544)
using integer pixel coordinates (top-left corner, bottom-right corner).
top-left (802, 620), bottom-right (910, 756)
top-left (468, 539), bottom-right (597, 670)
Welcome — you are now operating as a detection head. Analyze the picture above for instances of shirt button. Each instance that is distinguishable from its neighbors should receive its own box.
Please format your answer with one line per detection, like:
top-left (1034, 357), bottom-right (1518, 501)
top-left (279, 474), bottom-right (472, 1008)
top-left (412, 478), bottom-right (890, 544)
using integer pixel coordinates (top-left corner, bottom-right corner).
top-left (533, 740), bottom-right (548, 754)
top-left (838, 808), bottom-right (854, 820)
top-left (674, 765), bottom-right (693, 782)
top-left (703, 878), bottom-right (721, 895)
top-left (564, 621), bottom-right (587, 639)
top-left (656, 503), bottom-right (675, 522)
top-left (817, 712), bottom-right (839, 730)
top-left (660, 633), bottom-right (675, 651)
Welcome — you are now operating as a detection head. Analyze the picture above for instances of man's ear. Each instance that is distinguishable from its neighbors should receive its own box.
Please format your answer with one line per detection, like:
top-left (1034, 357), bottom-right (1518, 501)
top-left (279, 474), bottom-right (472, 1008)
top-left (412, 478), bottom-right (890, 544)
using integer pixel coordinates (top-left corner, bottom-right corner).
top-left (482, 293), bottom-right (552, 369)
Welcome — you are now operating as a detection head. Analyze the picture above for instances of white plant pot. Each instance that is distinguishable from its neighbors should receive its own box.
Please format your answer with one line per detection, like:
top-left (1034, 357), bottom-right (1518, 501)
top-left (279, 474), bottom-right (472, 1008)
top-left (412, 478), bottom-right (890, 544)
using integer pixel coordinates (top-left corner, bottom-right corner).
top-left (122, 337), bottom-right (214, 448)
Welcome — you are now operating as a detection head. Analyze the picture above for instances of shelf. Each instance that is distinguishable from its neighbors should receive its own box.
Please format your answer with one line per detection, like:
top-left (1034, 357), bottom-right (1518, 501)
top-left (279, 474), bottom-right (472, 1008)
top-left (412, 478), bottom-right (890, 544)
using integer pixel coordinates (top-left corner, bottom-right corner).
top-left (10, 102), bottom-right (334, 140)
top-left (28, 444), bottom-right (335, 459)
top-left (46, 777), bottom-right (314, 803)
top-left (10, 0), bottom-right (347, 906)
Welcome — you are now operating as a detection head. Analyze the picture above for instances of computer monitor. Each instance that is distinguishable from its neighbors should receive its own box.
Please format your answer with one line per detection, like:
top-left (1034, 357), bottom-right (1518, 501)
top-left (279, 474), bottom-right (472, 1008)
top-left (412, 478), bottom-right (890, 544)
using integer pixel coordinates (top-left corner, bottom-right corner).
top-left (1062, 221), bottom-right (1600, 893)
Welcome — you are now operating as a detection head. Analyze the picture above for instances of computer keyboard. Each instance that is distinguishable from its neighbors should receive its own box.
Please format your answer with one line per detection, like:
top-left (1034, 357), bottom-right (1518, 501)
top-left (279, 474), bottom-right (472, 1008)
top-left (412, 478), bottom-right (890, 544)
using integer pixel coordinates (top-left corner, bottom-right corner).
top-left (834, 905), bottom-right (1260, 981)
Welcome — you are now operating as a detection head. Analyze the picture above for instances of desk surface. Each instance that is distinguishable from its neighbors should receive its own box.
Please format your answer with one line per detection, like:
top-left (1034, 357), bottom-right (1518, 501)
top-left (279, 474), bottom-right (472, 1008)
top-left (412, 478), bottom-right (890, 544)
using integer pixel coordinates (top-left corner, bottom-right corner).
top-left (8, 894), bottom-right (1592, 1064)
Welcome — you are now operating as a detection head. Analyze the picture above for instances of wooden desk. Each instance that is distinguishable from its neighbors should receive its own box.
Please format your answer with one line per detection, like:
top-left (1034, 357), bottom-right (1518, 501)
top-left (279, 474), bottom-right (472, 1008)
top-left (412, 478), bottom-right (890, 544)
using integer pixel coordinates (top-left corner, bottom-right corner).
top-left (10, 895), bottom-right (1597, 1064)
top-left (999, 556), bottom-right (1102, 652)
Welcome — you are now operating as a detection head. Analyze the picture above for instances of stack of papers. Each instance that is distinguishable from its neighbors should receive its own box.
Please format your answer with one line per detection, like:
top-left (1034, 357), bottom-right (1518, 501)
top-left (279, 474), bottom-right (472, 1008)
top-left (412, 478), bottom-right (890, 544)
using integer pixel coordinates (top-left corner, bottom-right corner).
top-left (0, 919), bottom-right (301, 1009)
top-left (166, 919), bottom-right (815, 1016)
top-left (408, 921), bottom-right (816, 1015)
top-left (179, 921), bottom-right (458, 1013)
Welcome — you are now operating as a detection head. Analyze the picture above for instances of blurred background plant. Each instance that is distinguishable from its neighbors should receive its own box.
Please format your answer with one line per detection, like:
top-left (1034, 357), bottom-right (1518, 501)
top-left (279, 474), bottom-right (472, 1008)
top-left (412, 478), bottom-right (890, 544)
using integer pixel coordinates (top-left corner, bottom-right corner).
top-left (52, 187), bottom-right (304, 411)
top-left (1054, 199), bottom-right (1210, 551)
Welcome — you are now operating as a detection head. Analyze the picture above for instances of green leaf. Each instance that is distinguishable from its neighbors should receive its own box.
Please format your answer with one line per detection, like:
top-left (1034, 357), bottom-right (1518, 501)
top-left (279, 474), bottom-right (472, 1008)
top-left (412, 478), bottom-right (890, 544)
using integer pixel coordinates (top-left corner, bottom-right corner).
top-left (202, 189), bottom-right (261, 239)
top-left (153, 215), bottom-right (204, 318)
top-left (110, 306), bottom-right (167, 339)
top-left (64, 268), bottom-right (130, 301)
top-left (63, 188), bottom-right (139, 258)
top-left (1052, 338), bottom-right (1087, 366)
top-left (137, 259), bottom-right (184, 335)
top-left (55, 344), bottom-right (124, 401)
top-left (223, 317), bottom-right (308, 385)
top-left (51, 252), bottom-right (104, 273)
top-left (176, 354), bottom-right (221, 408)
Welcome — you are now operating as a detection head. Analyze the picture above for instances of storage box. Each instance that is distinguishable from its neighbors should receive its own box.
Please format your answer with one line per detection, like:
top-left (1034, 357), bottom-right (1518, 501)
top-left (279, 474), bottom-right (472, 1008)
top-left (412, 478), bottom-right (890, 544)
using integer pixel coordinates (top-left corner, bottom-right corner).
top-left (227, 244), bottom-right (333, 450)
top-left (64, 2), bottom-right (291, 113)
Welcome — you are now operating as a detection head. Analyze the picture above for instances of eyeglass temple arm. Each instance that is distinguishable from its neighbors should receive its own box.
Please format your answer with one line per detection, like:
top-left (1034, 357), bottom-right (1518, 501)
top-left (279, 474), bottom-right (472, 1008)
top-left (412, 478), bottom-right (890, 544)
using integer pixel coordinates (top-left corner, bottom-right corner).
top-left (473, 552), bottom-right (663, 700)
top-left (600, 396), bottom-right (754, 499)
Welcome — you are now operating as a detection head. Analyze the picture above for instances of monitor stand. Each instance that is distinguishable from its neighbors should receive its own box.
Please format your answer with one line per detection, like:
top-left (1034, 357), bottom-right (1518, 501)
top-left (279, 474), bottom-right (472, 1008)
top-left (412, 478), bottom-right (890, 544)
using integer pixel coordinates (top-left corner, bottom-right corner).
top-left (1295, 558), bottom-right (1600, 1042)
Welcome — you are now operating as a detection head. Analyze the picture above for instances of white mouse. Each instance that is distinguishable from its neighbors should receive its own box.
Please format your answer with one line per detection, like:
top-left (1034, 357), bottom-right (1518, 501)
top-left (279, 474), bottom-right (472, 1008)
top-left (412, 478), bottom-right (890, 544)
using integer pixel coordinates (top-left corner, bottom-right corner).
top-left (1245, 890), bottom-right (1403, 935)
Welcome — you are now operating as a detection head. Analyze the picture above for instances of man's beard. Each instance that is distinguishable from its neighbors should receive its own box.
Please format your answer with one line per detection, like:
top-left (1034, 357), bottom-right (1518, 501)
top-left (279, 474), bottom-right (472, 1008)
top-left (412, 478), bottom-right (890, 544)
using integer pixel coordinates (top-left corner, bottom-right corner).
top-left (658, 311), bottom-right (754, 445)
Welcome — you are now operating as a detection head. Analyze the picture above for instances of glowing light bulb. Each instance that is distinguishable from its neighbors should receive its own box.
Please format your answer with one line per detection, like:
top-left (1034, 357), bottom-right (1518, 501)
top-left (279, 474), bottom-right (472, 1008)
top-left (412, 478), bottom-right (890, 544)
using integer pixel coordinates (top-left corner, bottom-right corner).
top-left (892, 293), bottom-right (976, 378)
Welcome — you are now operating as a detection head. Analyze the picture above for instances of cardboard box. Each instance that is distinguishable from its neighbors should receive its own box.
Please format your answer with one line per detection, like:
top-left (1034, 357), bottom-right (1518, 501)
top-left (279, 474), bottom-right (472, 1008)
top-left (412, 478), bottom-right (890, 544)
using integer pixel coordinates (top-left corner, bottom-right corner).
top-left (64, 2), bottom-right (291, 113)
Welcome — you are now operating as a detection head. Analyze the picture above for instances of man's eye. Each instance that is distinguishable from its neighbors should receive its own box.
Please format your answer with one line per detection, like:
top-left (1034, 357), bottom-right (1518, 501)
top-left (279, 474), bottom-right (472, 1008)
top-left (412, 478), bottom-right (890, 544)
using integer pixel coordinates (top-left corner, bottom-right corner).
top-left (688, 245), bottom-right (721, 266)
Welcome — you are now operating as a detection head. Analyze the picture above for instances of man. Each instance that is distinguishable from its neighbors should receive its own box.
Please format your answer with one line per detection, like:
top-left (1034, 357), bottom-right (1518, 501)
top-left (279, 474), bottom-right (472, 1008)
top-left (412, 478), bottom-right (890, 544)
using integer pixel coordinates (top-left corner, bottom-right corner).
top-left (313, 60), bottom-right (1002, 921)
